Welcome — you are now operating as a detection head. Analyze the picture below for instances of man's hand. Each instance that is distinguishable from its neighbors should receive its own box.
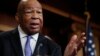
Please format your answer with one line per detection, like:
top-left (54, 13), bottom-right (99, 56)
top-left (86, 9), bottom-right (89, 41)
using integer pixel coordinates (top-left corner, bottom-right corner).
top-left (64, 32), bottom-right (86, 56)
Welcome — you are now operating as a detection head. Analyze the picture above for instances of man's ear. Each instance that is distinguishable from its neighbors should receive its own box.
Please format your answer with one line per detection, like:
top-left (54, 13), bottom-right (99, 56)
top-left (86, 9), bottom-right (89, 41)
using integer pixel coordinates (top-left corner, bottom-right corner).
top-left (15, 13), bottom-right (19, 23)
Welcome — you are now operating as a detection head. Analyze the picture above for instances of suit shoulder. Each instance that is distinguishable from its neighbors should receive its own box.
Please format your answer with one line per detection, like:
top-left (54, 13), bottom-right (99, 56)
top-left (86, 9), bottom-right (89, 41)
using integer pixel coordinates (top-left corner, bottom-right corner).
top-left (0, 30), bottom-right (13, 38)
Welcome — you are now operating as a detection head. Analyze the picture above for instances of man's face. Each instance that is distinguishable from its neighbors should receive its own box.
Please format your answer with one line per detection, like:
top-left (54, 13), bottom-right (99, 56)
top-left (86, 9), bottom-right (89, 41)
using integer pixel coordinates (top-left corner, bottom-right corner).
top-left (17, 1), bottom-right (43, 34)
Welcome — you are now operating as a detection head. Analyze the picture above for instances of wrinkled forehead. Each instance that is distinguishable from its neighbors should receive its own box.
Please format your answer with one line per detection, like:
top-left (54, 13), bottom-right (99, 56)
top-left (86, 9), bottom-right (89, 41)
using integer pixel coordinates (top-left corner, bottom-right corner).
top-left (17, 0), bottom-right (42, 12)
top-left (24, 0), bottom-right (42, 8)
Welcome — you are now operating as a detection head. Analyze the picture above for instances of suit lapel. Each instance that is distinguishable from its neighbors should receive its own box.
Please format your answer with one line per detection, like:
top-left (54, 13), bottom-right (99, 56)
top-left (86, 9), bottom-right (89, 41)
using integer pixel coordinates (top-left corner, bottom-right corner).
top-left (10, 28), bottom-right (23, 56)
top-left (32, 34), bottom-right (46, 56)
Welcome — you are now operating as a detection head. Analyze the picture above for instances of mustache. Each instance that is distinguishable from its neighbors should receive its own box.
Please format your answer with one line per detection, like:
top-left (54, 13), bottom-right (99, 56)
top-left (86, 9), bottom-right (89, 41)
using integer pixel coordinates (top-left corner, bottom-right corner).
top-left (30, 22), bottom-right (40, 25)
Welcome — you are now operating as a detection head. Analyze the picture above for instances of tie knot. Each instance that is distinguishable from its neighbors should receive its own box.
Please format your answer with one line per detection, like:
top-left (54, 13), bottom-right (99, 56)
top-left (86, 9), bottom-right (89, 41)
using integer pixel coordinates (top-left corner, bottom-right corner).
top-left (27, 35), bottom-right (32, 39)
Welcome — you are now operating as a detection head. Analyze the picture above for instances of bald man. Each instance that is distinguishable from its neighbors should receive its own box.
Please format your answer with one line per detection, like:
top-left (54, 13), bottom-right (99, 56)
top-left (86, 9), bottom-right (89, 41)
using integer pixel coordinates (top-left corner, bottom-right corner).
top-left (0, 0), bottom-right (62, 56)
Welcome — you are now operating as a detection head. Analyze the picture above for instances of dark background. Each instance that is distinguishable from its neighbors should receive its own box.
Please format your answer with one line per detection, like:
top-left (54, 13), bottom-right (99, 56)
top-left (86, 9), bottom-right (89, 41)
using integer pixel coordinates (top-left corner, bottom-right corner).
top-left (0, 0), bottom-right (99, 25)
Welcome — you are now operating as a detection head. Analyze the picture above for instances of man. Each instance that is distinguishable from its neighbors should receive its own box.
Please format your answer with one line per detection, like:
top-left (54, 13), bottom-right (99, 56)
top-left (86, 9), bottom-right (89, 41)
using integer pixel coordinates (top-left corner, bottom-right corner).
top-left (0, 0), bottom-right (85, 56)
top-left (0, 0), bottom-right (61, 56)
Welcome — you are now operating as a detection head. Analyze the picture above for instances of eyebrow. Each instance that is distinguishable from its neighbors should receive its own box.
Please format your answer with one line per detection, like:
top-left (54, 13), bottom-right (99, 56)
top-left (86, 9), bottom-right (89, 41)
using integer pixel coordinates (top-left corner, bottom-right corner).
top-left (24, 6), bottom-right (42, 9)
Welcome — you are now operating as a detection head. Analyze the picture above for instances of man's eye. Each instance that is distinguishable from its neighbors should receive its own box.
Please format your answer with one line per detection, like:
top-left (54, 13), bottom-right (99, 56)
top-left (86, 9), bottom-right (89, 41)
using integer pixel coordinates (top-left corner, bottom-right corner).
top-left (25, 11), bottom-right (32, 13)
top-left (37, 11), bottom-right (42, 14)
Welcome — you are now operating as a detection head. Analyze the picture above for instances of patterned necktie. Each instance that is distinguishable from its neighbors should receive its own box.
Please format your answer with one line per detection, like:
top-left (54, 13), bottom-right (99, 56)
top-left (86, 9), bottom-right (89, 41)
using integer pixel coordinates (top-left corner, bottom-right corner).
top-left (25, 36), bottom-right (32, 56)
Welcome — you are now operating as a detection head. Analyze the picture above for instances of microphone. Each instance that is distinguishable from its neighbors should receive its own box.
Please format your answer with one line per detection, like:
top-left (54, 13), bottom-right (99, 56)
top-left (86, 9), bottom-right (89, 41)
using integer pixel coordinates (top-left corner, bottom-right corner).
top-left (36, 43), bottom-right (43, 56)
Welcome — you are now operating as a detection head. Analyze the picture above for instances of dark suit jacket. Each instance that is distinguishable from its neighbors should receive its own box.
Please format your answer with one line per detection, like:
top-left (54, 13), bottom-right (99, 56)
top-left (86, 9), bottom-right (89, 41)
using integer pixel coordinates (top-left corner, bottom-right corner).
top-left (0, 28), bottom-right (62, 56)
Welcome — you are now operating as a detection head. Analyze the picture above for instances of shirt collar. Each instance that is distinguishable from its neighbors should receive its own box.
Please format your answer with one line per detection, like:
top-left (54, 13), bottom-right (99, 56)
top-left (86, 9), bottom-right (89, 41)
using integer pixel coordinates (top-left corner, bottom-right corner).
top-left (31, 33), bottom-right (39, 41)
top-left (18, 25), bottom-right (39, 41)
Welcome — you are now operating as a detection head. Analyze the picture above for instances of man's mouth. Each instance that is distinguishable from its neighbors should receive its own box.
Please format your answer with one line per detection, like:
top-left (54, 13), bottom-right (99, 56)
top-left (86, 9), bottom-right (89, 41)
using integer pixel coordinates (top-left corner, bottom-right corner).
top-left (30, 23), bottom-right (39, 28)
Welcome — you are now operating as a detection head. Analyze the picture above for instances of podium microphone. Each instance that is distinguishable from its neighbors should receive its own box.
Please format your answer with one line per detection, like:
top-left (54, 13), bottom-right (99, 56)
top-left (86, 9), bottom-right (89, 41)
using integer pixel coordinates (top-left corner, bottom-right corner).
top-left (36, 43), bottom-right (43, 56)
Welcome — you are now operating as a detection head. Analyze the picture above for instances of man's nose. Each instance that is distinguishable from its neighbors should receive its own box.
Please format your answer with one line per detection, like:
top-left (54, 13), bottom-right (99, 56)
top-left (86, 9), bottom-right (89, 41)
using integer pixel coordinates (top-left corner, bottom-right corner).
top-left (31, 12), bottom-right (39, 19)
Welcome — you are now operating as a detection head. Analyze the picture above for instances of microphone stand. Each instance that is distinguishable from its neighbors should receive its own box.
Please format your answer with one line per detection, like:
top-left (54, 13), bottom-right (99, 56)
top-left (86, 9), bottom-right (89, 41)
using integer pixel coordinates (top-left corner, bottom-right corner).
top-left (36, 43), bottom-right (50, 56)
top-left (36, 43), bottom-right (43, 56)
